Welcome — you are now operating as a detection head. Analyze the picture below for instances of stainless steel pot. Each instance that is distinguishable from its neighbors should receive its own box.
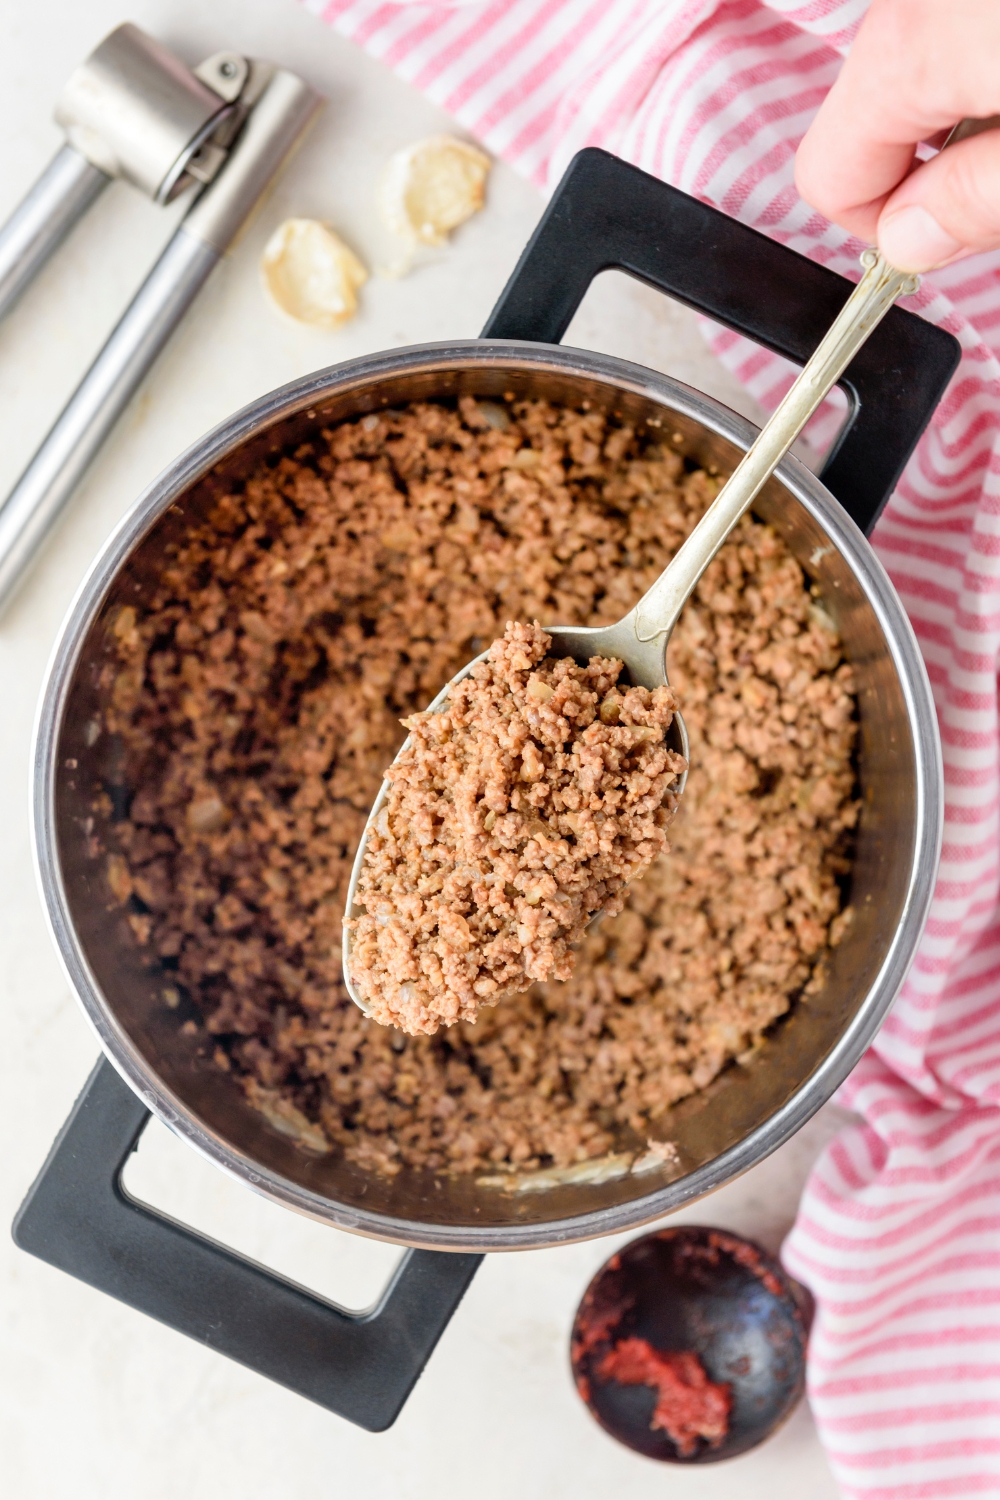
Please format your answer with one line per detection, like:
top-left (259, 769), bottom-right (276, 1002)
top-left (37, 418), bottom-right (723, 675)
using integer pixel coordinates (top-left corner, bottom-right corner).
top-left (21, 150), bottom-right (960, 1429)
top-left (35, 333), bottom-right (943, 1250)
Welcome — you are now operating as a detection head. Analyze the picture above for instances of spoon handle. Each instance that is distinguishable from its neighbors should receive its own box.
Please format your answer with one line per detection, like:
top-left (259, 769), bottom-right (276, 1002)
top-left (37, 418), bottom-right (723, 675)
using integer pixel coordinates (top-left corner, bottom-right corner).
top-left (630, 249), bottom-right (919, 646)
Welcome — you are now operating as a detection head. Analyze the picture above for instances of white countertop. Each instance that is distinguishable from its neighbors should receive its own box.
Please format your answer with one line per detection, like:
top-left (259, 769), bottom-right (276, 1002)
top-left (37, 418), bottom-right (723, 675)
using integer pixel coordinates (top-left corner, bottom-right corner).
top-left (0, 2), bottom-right (844, 1495)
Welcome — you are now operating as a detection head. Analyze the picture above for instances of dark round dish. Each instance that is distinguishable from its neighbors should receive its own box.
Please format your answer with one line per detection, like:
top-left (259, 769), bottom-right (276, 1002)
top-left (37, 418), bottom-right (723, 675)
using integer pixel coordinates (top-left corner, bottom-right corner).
top-left (570, 1225), bottom-right (807, 1463)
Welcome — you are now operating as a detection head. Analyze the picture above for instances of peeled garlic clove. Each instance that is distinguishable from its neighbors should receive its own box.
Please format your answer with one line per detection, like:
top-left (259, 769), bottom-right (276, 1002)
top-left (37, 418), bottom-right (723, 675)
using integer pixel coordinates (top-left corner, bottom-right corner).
top-left (378, 135), bottom-right (491, 247)
top-left (260, 218), bottom-right (368, 329)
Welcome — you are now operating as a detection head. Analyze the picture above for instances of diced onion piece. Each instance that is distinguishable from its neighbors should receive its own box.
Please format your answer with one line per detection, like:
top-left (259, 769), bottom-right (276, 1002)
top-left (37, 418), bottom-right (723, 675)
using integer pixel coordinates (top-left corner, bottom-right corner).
top-left (186, 794), bottom-right (228, 833)
top-left (526, 674), bottom-right (554, 703)
top-left (260, 219), bottom-right (368, 329)
top-left (378, 135), bottom-right (491, 247)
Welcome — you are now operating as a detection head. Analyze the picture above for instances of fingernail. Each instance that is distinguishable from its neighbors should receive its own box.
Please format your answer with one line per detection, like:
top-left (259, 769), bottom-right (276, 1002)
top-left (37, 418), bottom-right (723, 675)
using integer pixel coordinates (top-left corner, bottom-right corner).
top-left (879, 204), bottom-right (964, 272)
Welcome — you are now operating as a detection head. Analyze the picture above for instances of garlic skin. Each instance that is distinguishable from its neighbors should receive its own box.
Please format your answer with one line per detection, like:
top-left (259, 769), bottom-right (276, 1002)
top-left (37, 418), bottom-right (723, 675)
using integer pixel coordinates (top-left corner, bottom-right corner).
top-left (260, 219), bottom-right (368, 329)
top-left (378, 135), bottom-right (491, 247)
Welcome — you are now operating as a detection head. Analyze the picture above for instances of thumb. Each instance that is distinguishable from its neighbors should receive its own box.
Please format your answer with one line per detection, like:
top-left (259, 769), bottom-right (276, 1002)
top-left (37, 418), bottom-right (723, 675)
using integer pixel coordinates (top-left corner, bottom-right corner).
top-left (878, 128), bottom-right (1000, 272)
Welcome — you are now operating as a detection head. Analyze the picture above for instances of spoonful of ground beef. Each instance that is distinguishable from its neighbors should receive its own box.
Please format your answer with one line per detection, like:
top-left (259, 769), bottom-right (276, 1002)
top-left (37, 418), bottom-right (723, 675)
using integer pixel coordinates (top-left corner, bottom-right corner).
top-left (346, 620), bottom-right (686, 1034)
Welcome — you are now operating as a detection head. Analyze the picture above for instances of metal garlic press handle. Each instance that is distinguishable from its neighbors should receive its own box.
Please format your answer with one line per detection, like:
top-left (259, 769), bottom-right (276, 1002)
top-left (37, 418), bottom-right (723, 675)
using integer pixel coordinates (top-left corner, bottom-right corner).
top-left (0, 233), bottom-right (219, 610)
top-left (0, 64), bottom-right (322, 617)
top-left (0, 147), bottom-right (109, 324)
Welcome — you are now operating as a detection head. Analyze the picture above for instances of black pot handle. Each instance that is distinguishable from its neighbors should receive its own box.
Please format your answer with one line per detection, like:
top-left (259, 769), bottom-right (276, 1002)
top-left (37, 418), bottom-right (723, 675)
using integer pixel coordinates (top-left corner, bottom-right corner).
top-left (482, 148), bottom-right (961, 537)
top-left (13, 1057), bottom-right (482, 1431)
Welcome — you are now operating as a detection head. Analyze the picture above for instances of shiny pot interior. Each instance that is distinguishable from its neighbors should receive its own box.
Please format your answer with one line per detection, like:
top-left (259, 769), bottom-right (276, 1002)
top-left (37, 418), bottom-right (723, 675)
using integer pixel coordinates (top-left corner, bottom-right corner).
top-left (35, 342), bottom-right (941, 1250)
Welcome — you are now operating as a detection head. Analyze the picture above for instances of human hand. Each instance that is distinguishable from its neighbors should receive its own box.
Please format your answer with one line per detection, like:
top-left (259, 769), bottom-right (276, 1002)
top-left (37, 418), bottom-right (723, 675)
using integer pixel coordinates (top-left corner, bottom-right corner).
top-left (795, 0), bottom-right (1000, 272)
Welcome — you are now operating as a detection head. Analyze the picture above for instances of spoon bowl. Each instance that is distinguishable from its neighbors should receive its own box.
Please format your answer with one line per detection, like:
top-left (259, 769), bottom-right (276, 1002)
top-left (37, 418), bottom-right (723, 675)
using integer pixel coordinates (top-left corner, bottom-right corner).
top-left (341, 632), bottom-right (689, 1017)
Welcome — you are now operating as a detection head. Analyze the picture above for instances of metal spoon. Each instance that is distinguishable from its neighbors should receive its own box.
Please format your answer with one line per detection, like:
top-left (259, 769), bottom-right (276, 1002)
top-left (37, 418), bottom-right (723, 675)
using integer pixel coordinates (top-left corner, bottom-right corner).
top-left (343, 247), bottom-right (918, 1013)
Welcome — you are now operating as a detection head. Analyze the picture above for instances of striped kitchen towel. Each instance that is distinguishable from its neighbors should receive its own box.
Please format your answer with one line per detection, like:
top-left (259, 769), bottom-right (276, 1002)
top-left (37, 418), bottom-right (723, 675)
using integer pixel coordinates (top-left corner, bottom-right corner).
top-left (304, 2), bottom-right (1000, 1492)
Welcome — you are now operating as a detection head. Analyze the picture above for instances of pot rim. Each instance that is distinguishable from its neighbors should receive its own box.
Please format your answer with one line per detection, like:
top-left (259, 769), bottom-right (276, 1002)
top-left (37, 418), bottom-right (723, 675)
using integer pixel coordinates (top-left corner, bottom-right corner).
top-left (31, 339), bottom-right (944, 1251)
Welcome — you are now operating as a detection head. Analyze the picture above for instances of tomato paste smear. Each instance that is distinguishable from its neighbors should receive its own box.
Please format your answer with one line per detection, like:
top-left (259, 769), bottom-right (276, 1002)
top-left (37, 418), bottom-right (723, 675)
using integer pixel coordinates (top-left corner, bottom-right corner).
top-left (597, 1337), bottom-right (732, 1457)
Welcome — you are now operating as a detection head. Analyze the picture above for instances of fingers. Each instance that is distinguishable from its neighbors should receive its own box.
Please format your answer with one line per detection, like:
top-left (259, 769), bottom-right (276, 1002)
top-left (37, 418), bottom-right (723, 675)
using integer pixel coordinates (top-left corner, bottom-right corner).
top-left (795, 118), bottom-right (912, 246)
top-left (877, 130), bottom-right (1000, 270)
top-left (795, 0), bottom-right (1000, 246)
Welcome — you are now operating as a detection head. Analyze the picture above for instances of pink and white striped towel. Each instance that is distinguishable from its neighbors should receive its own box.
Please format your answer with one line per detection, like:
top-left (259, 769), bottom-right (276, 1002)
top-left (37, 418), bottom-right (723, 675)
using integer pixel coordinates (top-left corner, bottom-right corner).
top-left (304, 2), bottom-right (1000, 1492)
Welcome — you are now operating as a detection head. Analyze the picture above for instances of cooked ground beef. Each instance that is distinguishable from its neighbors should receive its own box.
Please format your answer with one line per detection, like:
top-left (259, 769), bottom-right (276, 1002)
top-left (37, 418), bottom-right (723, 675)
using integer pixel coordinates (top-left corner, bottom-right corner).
top-left (105, 395), bottom-right (857, 1176)
top-left (349, 620), bottom-right (685, 1034)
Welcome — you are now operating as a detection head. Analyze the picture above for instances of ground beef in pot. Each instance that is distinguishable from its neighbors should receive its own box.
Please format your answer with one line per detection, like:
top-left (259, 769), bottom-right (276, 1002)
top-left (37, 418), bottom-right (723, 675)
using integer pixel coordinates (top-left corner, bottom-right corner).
top-left (105, 395), bottom-right (857, 1176)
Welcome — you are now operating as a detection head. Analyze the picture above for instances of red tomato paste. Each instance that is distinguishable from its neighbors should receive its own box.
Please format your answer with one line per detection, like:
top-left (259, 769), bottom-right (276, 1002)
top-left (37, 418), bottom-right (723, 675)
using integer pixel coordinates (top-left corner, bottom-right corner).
top-left (597, 1338), bottom-right (732, 1457)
